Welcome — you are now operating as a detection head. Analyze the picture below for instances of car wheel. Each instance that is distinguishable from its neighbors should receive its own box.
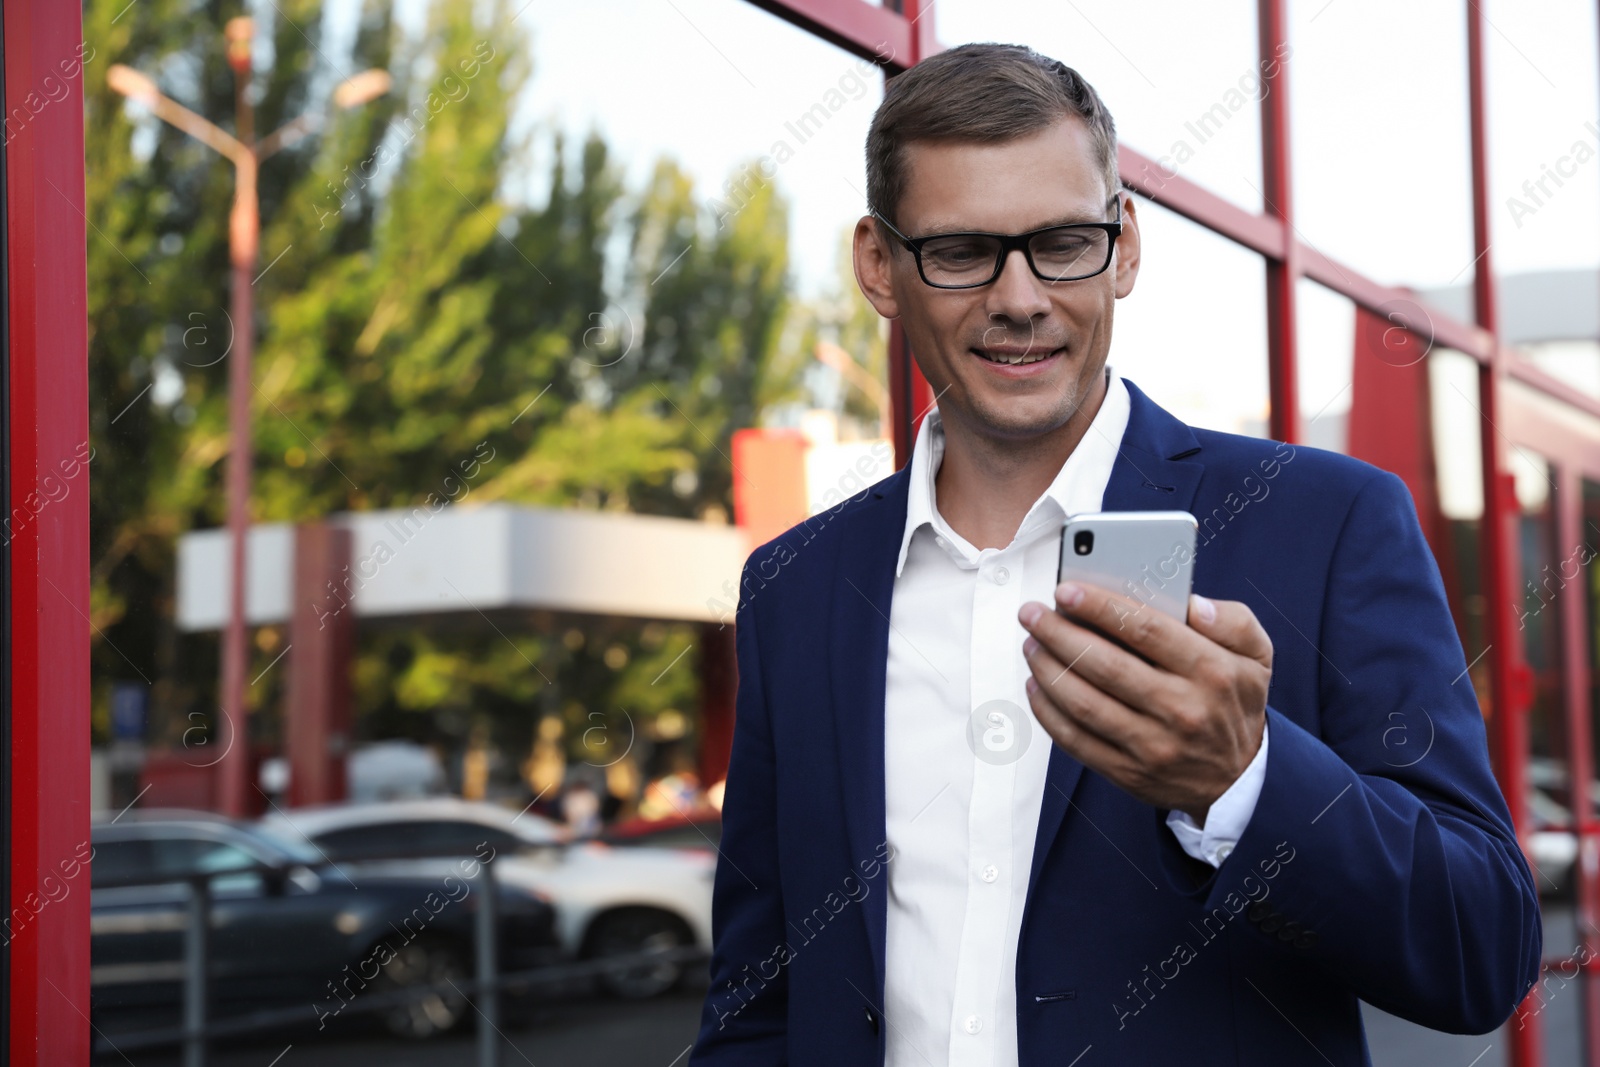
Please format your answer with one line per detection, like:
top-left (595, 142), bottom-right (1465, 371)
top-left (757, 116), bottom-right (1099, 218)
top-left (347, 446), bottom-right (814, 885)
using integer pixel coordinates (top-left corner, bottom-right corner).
top-left (373, 936), bottom-right (469, 1039)
top-left (586, 909), bottom-right (689, 999)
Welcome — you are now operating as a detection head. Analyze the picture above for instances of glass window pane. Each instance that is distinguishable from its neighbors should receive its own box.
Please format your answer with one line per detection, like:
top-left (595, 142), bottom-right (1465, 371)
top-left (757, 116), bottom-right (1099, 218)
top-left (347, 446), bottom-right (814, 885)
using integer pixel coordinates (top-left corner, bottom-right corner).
top-left (1430, 350), bottom-right (1486, 523)
top-left (1485, 0), bottom-right (1600, 281)
top-left (1289, 0), bottom-right (1478, 290)
top-left (1112, 198), bottom-right (1268, 435)
top-left (1428, 350), bottom-right (1490, 719)
top-left (1296, 279), bottom-right (1355, 454)
top-left (1584, 478), bottom-right (1600, 819)
top-left (1515, 452), bottom-right (1566, 780)
top-left (1482, 0), bottom-right (1600, 418)
top-left (937, 0), bottom-right (1264, 211)
top-left (1519, 339), bottom-right (1600, 402)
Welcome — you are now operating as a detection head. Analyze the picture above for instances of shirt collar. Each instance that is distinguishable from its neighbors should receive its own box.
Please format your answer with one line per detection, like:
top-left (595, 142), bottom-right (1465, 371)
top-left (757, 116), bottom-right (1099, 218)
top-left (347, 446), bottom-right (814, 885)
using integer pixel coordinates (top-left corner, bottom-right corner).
top-left (894, 365), bottom-right (1131, 577)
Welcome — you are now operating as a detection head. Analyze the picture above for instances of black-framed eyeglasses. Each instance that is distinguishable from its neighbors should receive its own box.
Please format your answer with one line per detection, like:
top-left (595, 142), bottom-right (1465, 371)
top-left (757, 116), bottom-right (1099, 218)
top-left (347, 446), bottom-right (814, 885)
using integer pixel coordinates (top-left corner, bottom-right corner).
top-left (874, 193), bottom-right (1123, 289)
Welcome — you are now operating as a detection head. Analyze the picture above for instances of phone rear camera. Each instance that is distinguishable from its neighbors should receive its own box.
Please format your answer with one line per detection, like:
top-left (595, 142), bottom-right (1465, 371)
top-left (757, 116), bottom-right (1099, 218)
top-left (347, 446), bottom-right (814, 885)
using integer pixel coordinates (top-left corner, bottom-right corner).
top-left (1073, 530), bottom-right (1094, 556)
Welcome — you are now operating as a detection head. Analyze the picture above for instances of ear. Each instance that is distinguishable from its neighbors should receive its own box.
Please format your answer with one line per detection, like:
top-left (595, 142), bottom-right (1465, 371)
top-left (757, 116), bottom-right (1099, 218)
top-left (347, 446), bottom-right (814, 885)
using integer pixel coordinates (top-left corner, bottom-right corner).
top-left (852, 215), bottom-right (902, 320)
top-left (1113, 193), bottom-right (1142, 299)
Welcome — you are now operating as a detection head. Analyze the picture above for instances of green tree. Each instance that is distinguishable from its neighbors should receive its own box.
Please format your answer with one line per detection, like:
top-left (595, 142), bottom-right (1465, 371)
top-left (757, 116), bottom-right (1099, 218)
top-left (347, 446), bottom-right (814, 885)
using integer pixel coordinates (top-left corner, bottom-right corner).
top-left (85, 0), bottom-right (807, 773)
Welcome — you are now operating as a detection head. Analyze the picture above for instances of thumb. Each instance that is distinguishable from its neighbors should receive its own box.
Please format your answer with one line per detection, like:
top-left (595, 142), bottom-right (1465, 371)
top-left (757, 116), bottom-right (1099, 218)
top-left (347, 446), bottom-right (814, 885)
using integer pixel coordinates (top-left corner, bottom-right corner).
top-left (1188, 594), bottom-right (1273, 667)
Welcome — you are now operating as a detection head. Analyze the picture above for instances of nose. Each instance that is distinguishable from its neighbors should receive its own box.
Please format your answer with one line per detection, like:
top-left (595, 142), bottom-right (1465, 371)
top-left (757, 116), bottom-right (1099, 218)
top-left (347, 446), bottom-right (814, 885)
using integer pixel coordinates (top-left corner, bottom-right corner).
top-left (983, 248), bottom-right (1052, 328)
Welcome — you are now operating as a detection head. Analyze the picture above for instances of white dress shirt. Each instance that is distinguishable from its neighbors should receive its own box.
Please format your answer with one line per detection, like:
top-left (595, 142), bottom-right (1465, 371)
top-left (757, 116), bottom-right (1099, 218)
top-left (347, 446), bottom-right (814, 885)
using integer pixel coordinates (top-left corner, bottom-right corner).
top-left (881, 367), bottom-right (1269, 1067)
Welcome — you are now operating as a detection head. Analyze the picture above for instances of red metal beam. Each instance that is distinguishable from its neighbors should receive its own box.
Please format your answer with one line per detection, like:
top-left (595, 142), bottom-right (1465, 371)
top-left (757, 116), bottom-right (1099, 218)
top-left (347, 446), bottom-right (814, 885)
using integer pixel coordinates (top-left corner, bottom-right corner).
top-left (742, 0), bottom-right (915, 69)
top-left (1505, 358), bottom-right (1600, 426)
top-left (1118, 143), bottom-right (1287, 258)
top-left (4, 0), bottom-right (92, 1060)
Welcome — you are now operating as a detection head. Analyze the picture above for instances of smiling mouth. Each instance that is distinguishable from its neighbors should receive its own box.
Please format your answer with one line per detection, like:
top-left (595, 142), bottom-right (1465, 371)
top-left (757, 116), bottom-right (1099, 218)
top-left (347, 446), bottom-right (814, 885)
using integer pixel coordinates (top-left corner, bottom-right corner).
top-left (973, 346), bottom-right (1063, 366)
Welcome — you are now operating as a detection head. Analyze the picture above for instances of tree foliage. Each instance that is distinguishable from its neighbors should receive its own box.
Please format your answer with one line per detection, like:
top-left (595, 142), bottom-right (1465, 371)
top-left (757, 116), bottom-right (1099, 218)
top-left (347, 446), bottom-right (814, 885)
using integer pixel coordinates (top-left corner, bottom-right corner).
top-left (85, 0), bottom-right (806, 772)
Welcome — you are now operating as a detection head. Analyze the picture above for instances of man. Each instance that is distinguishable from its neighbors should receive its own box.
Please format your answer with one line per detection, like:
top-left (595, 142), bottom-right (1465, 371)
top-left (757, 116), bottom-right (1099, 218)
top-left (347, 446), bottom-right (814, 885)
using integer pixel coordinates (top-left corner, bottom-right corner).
top-left (689, 42), bottom-right (1539, 1066)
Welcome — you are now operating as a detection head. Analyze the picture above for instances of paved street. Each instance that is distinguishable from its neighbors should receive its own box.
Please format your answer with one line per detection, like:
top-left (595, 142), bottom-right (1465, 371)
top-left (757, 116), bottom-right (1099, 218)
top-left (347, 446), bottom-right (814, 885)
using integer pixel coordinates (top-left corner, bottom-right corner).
top-left (100, 986), bottom-right (1583, 1067)
top-left (100, 910), bottom-right (1585, 1067)
top-left (100, 982), bottom-right (710, 1067)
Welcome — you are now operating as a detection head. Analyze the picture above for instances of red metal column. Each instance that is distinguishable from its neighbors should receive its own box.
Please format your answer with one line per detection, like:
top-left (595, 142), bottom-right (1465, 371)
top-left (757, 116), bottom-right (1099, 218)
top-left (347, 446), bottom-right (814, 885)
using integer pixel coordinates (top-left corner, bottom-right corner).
top-left (1555, 466), bottom-right (1600, 1065)
top-left (885, 0), bottom-right (936, 470)
top-left (1466, 2), bottom-right (1542, 1062)
top-left (1589, 4), bottom-right (1600, 1056)
top-left (285, 524), bottom-right (354, 807)
top-left (4, 0), bottom-right (92, 1061)
top-left (698, 622), bottom-right (738, 788)
top-left (888, 320), bottom-right (934, 470)
top-left (1258, 0), bottom-right (1301, 446)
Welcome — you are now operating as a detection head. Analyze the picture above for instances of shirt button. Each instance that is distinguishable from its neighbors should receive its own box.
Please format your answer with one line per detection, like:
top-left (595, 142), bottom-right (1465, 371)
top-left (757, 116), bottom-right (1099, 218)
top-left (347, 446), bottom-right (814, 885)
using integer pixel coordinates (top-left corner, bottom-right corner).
top-left (980, 864), bottom-right (999, 883)
top-left (964, 1014), bottom-right (983, 1034)
top-left (935, 536), bottom-right (949, 549)
top-left (1215, 843), bottom-right (1234, 862)
top-left (993, 566), bottom-right (1010, 584)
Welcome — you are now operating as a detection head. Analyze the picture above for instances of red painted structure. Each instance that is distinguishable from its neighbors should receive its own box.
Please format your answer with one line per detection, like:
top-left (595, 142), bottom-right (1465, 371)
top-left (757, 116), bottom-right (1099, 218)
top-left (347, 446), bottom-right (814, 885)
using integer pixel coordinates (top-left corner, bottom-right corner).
top-left (5, 0), bottom-right (93, 1061)
top-left (284, 523), bottom-right (355, 807)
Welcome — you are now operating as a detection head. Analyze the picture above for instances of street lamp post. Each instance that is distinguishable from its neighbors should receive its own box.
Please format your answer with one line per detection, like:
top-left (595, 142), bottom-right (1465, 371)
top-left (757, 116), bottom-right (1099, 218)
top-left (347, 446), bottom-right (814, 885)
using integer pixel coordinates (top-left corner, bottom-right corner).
top-left (108, 21), bottom-right (390, 816)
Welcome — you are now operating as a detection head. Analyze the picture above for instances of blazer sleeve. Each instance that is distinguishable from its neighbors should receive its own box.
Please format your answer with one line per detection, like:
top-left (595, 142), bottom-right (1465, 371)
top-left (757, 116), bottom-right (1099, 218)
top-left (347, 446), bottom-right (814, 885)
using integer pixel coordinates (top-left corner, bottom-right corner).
top-left (689, 563), bottom-right (790, 1065)
top-left (1167, 469), bottom-right (1542, 1033)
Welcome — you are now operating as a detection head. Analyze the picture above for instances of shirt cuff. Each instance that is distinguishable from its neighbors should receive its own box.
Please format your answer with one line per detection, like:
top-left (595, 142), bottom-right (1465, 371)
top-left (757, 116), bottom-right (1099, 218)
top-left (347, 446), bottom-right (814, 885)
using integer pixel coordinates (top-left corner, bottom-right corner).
top-left (1165, 719), bottom-right (1270, 868)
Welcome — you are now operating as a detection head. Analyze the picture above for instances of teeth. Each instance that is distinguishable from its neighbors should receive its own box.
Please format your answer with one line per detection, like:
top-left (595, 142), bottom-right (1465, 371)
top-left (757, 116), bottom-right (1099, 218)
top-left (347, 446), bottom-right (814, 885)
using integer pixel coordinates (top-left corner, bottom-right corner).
top-left (981, 350), bottom-right (1052, 365)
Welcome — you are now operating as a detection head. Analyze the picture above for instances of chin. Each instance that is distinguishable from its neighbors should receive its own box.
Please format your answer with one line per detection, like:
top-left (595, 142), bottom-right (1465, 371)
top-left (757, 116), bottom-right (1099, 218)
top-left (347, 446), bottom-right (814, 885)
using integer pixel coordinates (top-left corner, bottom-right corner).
top-left (968, 399), bottom-right (1079, 441)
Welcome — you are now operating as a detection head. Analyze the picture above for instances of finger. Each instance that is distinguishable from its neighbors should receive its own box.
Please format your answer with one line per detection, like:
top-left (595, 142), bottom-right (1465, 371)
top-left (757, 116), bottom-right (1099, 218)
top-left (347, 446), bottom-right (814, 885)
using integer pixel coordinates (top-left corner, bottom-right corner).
top-left (1187, 594), bottom-right (1273, 668)
top-left (1043, 580), bottom-right (1204, 674)
top-left (1023, 639), bottom-right (1152, 753)
top-left (1025, 671), bottom-right (1141, 780)
top-left (1054, 580), bottom-right (1193, 670)
top-left (1023, 609), bottom-right (1176, 720)
top-left (1024, 652), bottom-right (1164, 758)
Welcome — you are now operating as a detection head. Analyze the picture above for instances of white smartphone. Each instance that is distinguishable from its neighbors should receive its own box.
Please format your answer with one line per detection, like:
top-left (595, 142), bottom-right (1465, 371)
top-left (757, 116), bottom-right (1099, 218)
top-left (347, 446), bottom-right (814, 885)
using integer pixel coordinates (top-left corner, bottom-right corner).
top-left (1056, 511), bottom-right (1199, 625)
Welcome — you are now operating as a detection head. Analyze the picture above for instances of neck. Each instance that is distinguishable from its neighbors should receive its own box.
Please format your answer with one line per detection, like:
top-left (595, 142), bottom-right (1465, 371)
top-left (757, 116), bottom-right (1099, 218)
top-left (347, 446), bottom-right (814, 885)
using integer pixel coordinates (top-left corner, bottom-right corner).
top-left (933, 372), bottom-right (1109, 551)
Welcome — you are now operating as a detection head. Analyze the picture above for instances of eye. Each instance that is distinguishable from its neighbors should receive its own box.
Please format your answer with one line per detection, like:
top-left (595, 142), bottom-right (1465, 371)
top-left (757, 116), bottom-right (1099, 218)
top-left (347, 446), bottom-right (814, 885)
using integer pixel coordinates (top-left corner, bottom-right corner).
top-left (922, 238), bottom-right (992, 266)
top-left (1033, 233), bottom-right (1093, 257)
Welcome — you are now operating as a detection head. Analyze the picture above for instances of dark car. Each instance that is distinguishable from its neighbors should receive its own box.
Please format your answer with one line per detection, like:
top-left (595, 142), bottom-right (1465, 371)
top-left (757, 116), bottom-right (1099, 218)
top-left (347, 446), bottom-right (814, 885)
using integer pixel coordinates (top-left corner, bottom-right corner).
top-left (90, 810), bottom-right (559, 1040)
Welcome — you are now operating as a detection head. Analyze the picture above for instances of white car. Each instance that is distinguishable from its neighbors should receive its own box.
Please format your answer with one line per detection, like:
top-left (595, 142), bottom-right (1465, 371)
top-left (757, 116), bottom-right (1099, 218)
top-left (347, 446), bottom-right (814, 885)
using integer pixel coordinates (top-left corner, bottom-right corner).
top-left (259, 797), bottom-right (714, 998)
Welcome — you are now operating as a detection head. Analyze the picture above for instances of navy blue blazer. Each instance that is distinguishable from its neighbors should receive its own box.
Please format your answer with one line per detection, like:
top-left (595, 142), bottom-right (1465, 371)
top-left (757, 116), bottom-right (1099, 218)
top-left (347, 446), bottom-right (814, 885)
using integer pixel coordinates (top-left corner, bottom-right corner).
top-left (689, 378), bottom-right (1541, 1066)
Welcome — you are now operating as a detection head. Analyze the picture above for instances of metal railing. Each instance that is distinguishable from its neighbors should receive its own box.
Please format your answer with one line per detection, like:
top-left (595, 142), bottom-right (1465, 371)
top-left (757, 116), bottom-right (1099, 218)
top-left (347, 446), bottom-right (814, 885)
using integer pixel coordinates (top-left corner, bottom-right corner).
top-left (89, 858), bottom-right (708, 1065)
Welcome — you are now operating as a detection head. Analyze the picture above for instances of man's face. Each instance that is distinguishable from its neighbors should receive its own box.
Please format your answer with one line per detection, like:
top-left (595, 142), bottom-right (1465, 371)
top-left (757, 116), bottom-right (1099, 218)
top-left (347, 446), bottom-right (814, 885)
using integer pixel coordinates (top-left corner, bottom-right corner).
top-left (854, 115), bottom-right (1141, 444)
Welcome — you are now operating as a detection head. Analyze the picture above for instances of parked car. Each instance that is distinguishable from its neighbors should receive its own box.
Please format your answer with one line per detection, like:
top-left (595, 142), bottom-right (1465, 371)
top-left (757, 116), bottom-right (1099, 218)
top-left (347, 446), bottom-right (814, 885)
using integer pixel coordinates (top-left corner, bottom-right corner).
top-left (91, 810), bottom-right (560, 1040)
top-left (1524, 757), bottom-right (1589, 896)
top-left (1528, 783), bottom-right (1580, 896)
top-left (260, 797), bottom-right (714, 998)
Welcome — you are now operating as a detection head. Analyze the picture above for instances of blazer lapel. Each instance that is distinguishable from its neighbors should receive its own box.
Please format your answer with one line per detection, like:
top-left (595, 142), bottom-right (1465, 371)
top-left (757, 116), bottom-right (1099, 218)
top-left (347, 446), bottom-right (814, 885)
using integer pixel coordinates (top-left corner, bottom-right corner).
top-left (1023, 377), bottom-right (1208, 903)
top-left (829, 467), bottom-right (911, 1001)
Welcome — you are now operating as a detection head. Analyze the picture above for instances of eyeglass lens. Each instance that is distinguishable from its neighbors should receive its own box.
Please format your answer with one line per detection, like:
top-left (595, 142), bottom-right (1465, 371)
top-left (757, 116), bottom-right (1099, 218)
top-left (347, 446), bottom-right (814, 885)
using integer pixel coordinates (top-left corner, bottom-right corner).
top-left (918, 228), bottom-right (1111, 286)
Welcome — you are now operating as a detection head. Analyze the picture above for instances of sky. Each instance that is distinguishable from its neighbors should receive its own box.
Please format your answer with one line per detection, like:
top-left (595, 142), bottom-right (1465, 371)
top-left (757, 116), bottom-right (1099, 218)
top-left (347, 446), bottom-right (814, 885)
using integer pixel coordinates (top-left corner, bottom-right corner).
top-left (333, 0), bottom-right (1600, 438)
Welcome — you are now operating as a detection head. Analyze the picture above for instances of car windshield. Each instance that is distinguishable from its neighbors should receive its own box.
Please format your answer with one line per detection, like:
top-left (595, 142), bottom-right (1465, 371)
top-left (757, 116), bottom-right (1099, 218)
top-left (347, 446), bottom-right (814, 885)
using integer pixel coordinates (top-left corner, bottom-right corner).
top-left (245, 821), bottom-right (328, 866)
